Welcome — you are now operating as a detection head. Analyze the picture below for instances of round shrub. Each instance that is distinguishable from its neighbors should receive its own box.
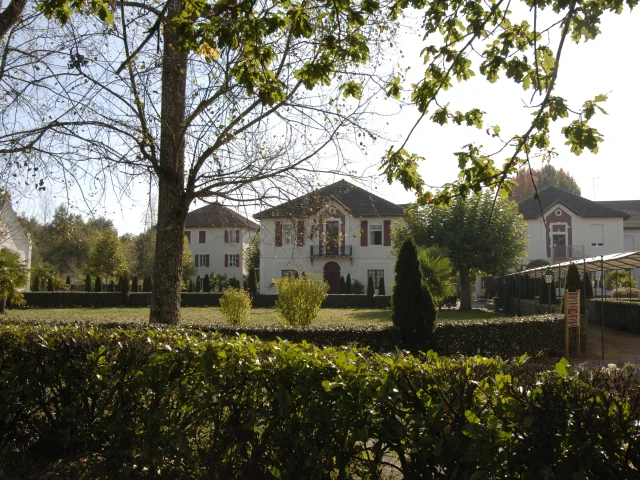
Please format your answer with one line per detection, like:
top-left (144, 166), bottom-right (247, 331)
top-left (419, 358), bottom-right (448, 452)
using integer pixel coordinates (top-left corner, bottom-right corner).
top-left (219, 287), bottom-right (252, 325)
top-left (611, 287), bottom-right (640, 299)
top-left (275, 273), bottom-right (329, 327)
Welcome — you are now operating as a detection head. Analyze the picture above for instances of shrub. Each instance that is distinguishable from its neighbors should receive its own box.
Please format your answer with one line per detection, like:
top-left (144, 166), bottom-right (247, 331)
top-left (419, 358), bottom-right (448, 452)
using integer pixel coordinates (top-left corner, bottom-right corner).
top-left (203, 273), bottom-right (211, 293)
top-left (188, 280), bottom-right (194, 292)
top-left (65, 275), bottom-right (71, 287)
top-left (228, 277), bottom-right (241, 289)
top-left (607, 270), bottom-right (636, 289)
top-left (367, 276), bottom-right (374, 305)
top-left (120, 271), bottom-right (131, 305)
top-left (196, 275), bottom-right (202, 292)
top-left (351, 279), bottom-right (364, 294)
top-left (247, 268), bottom-right (257, 298)
top-left (95, 277), bottom-right (102, 292)
top-left (131, 275), bottom-right (139, 293)
top-left (275, 273), bottom-right (329, 327)
top-left (219, 287), bottom-right (252, 325)
top-left (527, 259), bottom-right (550, 269)
top-left (47, 276), bottom-right (54, 292)
top-left (85, 273), bottom-right (92, 292)
top-left (391, 238), bottom-right (437, 352)
top-left (339, 275), bottom-right (346, 293)
top-left (612, 287), bottom-right (640, 299)
top-left (346, 274), bottom-right (352, 294)
top-left (0, 249), bottom-right (28, 312)
top-left (378, 277), bottom-right (386, 295)
top-left (1, 324), bottom-right (638, 479)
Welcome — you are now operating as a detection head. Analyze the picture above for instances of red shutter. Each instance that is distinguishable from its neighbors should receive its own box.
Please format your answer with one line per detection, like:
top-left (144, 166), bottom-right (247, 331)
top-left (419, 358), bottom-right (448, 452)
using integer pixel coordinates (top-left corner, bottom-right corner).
top-left (297, 221), bottom-right (304, 246)
top-left (224, 254), bottom-right (228, 267)
top-left (194, 254), bottom-right (198, 266)
top-left (361, 221), bottom-right (368, 246)
top-left (205, 255), bottom-right (210, 268)
top-left (199, 231), bottom-right (206, 243)
top-left (224, 230), bottom-right (228, 243)
top-left (275, 221), bottom-right (282, 247)
top-left (236, 230), bottom-right (240, 243)
top-left (185, 231), bottom-right (191, 243)
top-left (237, 254), bottom-right (241, 271)
top-left (383, 220), bottom-right (391, 246)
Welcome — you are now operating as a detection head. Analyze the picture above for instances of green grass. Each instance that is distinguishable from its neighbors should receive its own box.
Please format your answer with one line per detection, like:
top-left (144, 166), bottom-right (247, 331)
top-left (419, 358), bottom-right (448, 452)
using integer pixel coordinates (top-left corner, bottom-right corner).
top-left (4, 307), bottom-right (501, 328)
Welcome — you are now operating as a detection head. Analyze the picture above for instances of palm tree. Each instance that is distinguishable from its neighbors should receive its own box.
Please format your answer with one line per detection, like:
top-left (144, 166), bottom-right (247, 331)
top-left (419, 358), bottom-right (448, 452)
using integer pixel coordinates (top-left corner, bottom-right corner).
top-left (0, 248), bottom-right (29, 313)
top-left (417, 246), bottom-right (456, 305)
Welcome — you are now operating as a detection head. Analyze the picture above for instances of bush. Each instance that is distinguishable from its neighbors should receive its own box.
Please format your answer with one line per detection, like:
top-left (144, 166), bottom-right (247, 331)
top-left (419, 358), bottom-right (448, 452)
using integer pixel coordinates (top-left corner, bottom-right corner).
top-left (392, 239), bottom-right (437, 352)
top-left (219, 287), bottom-right (252, 325)
top-left (188, 280), bottom-right (194, 292)
top-left (47, 276), bottom-right (54, 292)
top-left (196, 275), bottom-right (202, 292)
top-left (85, 273), bottom-right (92, 292)
top-left (94, 277), bottom-right (102, 292)
top-left (1, 324), bottom-right (638, 479)
top-left (367, 276), bottom-right (374, 305)
top-left (589, 298), bottom-right (640, 333)
top-left (352, 279), bottom-right (364, 294)
top-left (131, 275), bottom-right (139, 293)
top-left (339, 275), bottom-right (346, 293)
top-left (275, 273), bottom-right (329, 327)
top-left (247, 268), bottom-right (257, 298)
top-left (527, 259), bottom-right (550, 269)
top-left (607, 270), bottom-right (637, 289)
top-left (378, 276), bottom-right (386, 295)
top-left (203, 274), bottom-right (210, 293)
top-left (346, 274), bottom-right (352, 294)
top-left (612, 287), bottom-right (640, 299)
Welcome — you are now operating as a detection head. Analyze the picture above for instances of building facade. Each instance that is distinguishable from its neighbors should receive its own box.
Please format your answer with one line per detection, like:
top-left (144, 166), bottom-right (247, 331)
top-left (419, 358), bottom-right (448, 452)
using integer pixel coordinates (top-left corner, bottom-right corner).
top-left (184, 203), bottom-right (259, 282)
top-left (0, 196), bottom-right (32, 291)
top-left (255, 180), bottom-right (404, 294)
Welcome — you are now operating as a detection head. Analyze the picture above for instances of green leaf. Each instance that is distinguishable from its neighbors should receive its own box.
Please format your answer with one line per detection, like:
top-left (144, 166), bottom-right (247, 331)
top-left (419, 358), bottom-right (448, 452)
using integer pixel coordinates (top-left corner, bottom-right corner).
top-left (555, 357), bottom-right (569, 376)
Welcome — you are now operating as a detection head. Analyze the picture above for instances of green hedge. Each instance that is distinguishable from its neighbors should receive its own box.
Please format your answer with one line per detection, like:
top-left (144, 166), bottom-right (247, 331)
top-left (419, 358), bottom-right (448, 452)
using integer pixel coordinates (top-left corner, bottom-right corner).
top-left (1, 324), bottom-right (638, 479)
top-left (434, 314), bottom-right (586, 357)
top-left (588, 299), bottom-right (640, 334)
top-left (16, 292), bottom-right (391, 309)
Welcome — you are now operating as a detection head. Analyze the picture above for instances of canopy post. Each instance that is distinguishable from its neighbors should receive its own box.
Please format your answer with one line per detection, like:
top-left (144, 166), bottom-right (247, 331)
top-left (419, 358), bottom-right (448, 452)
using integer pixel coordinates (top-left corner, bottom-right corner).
top-left (601, 255), bottom-right (605, 362)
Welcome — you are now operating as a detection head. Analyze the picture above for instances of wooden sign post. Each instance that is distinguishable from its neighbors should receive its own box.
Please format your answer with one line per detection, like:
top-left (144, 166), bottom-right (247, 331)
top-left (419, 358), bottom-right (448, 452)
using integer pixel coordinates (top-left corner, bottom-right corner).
top-left (564, 290), bottom-right (581, 357)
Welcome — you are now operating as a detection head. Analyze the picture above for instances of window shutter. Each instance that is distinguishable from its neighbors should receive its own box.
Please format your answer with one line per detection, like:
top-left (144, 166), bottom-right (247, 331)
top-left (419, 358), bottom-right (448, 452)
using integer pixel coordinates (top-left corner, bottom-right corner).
top-left (236, 230), bottom-right (240, 243)
top-left (205, 255), bottom-right (210, 268)
top-left (224, 230), bottom-right (228, 243)
top-left (361, 221), bottom-right (368, 246)
top-left (275, 221), bottom-right (282, 246)
top-left (237, 254), bottom-right (242, 271)
top-left (194, 254), bottom-right (198, 266)
top-left (297, 221), bottom-right (304, 246)
top-left (383, 220), bottom-right (391, 246)
top-left (224, 254), bottom-right (228, 267)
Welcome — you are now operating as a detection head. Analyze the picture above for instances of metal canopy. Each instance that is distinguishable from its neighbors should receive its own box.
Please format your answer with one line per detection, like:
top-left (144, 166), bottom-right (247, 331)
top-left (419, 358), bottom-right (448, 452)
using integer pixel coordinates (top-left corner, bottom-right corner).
top-left (509, 251), bottom-right (640, 278)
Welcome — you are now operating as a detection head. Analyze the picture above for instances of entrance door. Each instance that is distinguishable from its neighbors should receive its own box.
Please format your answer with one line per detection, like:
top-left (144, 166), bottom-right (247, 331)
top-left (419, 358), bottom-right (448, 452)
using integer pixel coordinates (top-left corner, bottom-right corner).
top-left (325, 221), bottom-right (339, 255)
top-left (552, 234), bottom-right (566, 258)
top-left (323, 261), bottom-right (341, 294)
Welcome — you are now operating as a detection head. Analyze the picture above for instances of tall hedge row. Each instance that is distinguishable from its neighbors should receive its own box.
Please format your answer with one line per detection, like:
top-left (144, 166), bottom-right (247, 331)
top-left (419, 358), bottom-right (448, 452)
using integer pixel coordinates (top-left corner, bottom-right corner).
top-left (0, 324), bottom-right (638, 479)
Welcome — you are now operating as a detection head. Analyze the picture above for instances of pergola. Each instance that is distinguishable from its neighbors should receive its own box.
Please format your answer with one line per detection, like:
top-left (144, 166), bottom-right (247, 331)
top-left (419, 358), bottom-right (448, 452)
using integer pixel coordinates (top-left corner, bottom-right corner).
top-left (506, 251), bottom-right (640, 361)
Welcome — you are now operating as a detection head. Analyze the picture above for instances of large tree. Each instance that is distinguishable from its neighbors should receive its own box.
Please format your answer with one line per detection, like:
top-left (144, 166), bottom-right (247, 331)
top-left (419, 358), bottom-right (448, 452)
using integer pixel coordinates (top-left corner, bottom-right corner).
top-left (509, 164), bottom-right (582, 202)
top-left (399, 192), bottom-right (528, 310)
top-left (2, 0), bottom-right (636, 323)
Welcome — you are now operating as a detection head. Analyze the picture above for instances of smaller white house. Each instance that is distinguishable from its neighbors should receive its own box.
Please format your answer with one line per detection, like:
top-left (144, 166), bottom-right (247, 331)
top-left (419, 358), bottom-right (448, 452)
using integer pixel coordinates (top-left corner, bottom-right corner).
top-left (255, 180), bottom-right (404, 294)
top-left (0, 194), bottom-right (32, 291)
top-left (184, 203), bottom-right (259, 282)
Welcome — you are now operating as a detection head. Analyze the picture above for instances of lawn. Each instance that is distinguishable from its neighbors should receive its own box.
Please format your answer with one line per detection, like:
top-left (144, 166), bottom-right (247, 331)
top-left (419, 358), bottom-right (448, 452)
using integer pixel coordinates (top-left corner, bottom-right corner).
top-left (4, 307), bottom-right (500, 328)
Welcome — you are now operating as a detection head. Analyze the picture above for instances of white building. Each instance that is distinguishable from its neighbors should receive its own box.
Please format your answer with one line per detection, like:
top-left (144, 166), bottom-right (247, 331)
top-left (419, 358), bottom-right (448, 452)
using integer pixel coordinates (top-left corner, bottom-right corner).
top-left (598, 200), bottom-right (640, 285)
top-left (184, 203), bottom-right (259, 282)
top-left (254, 180), bottom-right (404, 294)
top-left (0, 195), bottom-right (32, 291)
top-left (518, 185), bottom-right (629, 264)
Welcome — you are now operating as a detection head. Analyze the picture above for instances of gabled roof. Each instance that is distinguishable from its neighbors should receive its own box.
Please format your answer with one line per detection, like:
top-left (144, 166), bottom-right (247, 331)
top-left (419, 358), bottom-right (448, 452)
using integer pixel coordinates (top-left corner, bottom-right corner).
top-left (598, 200), bottom-right (640, 228)
top-left (185, 203), bottom-right (258, 229)
top-left (254, 180), bottom-right (405, 219)
top-left (517, 185), bottom-right (630, 220)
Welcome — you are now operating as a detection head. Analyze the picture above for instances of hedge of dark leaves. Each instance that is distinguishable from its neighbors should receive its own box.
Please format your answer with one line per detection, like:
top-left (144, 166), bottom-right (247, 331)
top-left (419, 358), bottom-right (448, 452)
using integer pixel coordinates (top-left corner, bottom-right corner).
top-left (1, 324), bottom-right (638, 479)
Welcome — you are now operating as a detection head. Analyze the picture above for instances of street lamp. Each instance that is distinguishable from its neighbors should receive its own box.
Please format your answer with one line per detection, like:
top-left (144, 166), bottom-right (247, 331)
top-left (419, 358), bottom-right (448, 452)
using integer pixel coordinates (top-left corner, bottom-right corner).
top-left (544, 268), bottom-right (554, 314)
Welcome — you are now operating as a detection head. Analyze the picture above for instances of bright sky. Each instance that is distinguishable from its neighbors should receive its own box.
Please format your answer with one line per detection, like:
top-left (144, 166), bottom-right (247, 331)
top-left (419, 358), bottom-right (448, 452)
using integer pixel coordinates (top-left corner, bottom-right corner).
top-left (15, 7), bottom-right (640, 234)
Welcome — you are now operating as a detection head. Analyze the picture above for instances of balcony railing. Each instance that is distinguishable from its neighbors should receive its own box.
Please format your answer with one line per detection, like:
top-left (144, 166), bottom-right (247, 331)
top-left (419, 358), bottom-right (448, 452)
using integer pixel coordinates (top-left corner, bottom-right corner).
top-left (551, 245), bottom-right (585, 260)
top-left (310, 245), bottom-right (353, 257)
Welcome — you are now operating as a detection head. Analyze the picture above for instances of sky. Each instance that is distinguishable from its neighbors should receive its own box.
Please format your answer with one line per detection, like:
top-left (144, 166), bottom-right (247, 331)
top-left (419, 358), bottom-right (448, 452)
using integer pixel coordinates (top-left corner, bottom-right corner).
top-left (14, 6), bottom-right (640, 235)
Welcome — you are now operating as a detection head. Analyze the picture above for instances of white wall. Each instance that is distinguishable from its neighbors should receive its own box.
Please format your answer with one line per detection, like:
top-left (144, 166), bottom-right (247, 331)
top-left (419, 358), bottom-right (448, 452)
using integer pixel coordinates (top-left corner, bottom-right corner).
top-left (259, 206), bottom-right (399, 294)
top-left (523, 205), bottom-right (625, 264)
top-left (184, 226), bottom-right (257, 282)
top-left (0, 200), bottom-right (32, 291)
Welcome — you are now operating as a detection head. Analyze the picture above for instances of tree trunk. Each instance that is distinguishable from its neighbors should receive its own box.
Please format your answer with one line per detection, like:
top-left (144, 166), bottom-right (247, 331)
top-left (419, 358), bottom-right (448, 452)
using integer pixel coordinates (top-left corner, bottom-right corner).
top-left (459, 264), bottom-right (472, 311)
top-left (149, 0), bottom-right (189, 325)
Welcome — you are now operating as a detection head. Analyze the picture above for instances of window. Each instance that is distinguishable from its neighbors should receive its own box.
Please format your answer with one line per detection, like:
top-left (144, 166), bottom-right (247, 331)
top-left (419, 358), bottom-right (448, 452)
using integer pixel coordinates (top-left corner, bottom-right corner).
top-left (281, 270), bottom-right (298, 278)
top-left (226, 254), bottom-right (240, 267)
top-left (625, 235), bottom-right (635, 253)
top-left (367, 269), bottom-right (384, 289)
top-left (199, 231), bottom-right (206, 243)
top-left (370, 223), bottom-right (383, 245)
top-left (194, 254), bottom-right (209, 267)
top-left (185, 231), bottom-right (191, 243)
top-left (282, 224), bottom-right (293, 245)
top-left (227, 229), bottom-right (238, 243)
top-left (590, 224), bottom-right (604, 247)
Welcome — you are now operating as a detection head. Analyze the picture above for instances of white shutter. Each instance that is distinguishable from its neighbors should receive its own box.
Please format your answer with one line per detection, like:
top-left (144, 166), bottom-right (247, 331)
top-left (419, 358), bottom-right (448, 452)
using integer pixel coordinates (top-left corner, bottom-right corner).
top-left (590, 224), bottom-right (604, 247)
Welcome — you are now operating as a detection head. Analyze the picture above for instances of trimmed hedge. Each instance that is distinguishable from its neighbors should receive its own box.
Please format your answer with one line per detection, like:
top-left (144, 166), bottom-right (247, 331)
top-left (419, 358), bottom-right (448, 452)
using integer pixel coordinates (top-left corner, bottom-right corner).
top-left (0, 324), bottom-right (638, 479)
top-left (588, 299), bottom-right (640, 334)
top-left (15, 292), bottom-right (392, 309)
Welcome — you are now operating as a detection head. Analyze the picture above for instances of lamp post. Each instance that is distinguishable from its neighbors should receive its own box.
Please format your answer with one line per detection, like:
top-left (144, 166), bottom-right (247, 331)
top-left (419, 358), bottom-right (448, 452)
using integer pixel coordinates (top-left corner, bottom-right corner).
top-left (544, 268), bottom-right (554, 314)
